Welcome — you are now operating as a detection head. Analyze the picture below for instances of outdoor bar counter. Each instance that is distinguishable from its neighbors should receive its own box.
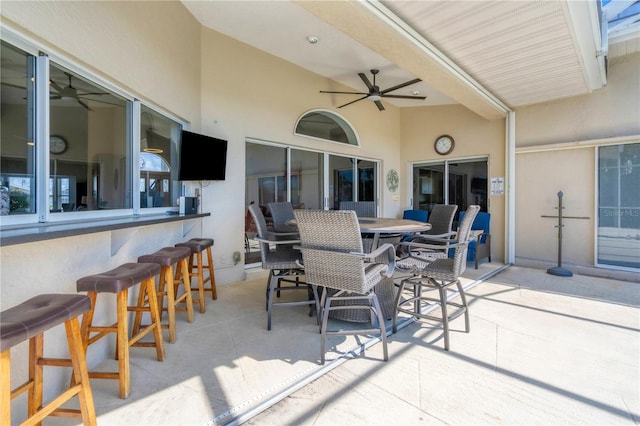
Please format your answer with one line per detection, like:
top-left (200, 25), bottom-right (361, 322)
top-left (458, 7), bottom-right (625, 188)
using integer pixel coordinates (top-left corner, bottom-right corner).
top-left (0, 212), bottom-right (210, 246)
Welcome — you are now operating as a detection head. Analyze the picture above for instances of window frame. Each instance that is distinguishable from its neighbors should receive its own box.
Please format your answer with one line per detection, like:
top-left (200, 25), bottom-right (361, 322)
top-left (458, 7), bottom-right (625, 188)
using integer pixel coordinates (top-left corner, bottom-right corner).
top-left (293, 109), bottom-right (360, 147)
top-left (0, 29), bottom-right (188, 228)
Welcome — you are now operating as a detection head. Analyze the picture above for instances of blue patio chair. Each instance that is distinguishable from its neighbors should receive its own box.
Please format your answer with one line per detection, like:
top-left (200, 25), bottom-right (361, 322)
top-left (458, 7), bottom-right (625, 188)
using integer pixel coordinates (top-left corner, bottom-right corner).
top-left (402, 209), bottom-right (428, 223)
top-left (458, 210), bottom-right (491, 269)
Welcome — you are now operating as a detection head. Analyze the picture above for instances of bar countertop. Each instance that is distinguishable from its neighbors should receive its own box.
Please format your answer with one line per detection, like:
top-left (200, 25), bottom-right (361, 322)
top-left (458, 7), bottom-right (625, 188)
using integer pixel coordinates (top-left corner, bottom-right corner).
top-left (0, 212), bottom-right (210, 247)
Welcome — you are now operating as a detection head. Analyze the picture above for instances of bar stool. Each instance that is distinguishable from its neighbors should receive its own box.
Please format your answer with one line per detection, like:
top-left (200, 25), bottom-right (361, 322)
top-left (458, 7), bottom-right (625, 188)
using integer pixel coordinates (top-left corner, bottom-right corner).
top-left (134, 246), bottom-right (194, 343)
top-left (76, 263), bottom-right (165, 399)
top-left (1, 294), bottom-right (96, 426)
top-left (175, 238), bottom-right (217, 313)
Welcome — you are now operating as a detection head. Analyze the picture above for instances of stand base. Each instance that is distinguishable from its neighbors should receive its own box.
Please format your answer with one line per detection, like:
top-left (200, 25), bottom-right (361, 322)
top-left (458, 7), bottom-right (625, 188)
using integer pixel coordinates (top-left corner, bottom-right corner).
top-left (547, 266), bottom-right (573, 277)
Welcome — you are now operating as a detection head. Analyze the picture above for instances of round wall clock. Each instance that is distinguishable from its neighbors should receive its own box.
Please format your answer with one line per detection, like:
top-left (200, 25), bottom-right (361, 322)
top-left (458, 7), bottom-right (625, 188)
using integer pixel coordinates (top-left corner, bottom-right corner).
top-left (386, 169), bottom-right (399, 192)
top-left (434, 134), bottom-right (454, 155)
top-left (50, 135), bottom-right (68, 155)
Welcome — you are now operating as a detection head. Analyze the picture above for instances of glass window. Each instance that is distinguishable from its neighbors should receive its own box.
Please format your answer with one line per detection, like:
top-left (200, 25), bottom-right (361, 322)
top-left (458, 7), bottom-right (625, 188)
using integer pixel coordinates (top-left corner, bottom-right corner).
top-left (140, 106), bottom-right (180, 209)
top-left (294, 110), bottom-right (358, 146)
top-left (597, 143), bottom-right (640, 269)
top-left (49, 62), bottom-right (130, 212)
top-left (1, 41), bottom-right (37, 216)
top-left (291, 148), bottom-right (323, 209)
top-left (412, 158), bottom-right (488, 222)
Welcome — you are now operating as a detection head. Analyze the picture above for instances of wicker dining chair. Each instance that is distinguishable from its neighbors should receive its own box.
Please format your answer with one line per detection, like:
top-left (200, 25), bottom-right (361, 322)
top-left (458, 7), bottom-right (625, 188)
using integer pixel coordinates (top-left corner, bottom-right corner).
top-left (248, 204), bottom-right (320, 330)
top-left (396, 204), bottom-right (458, 265)
top-left (294, 209), bottom-right (396, 364)
top-left (268, 202), bottom-right (299, 233)
top-left (392, 205), bottom-right (480, 351)
top-left (338, 201), bottom-right (377, 218)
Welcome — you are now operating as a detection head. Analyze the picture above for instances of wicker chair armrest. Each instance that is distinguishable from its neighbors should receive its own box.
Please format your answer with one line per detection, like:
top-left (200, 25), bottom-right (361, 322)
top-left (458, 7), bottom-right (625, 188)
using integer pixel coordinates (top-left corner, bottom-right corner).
top-left (360, 243), bottom-right (396, 277)
top-left (476, 232), bottom-right (491, 243)
top-left (254, 235), bottom-right (300, 245)
top-left (399, 238), bottom-right (468, 252)
top-left (412, 231), bottom-right (457, 243)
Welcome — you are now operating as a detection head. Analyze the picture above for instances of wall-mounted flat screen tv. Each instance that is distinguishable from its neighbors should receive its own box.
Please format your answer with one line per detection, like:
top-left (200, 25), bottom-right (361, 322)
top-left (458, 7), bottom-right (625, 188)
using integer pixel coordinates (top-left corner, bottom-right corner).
top-left (178, 130), bottom-right (227, 181)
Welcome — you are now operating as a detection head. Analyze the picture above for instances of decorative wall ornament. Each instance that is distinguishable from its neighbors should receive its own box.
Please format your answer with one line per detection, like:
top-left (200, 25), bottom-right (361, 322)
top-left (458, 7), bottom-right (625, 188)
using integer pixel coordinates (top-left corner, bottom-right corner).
top-left (386, 169), bottom-right (399, 192)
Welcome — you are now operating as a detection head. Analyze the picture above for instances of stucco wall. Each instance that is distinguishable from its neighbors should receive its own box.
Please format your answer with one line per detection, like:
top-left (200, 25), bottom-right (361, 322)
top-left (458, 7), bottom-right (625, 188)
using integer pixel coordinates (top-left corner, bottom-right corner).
top-left (516, 53), bottom-right (640, 146)
top-left (399, 104), bottom-right (506, 263)
top-left (514, 53), bottom-right (640, 269)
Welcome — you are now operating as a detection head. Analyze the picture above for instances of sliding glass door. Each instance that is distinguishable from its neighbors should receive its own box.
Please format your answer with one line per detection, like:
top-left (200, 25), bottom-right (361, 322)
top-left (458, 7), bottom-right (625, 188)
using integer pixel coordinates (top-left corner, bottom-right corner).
top-left (246, 141), bottom-right (379, 264)
top-left (412, 158), bottom-right (488, 222)
top-left (597, 143), bottom-right (640, 269)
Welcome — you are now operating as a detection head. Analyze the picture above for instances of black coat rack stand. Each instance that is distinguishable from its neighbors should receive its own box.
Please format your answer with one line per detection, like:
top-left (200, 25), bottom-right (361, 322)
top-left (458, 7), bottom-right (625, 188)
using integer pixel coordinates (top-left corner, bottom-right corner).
top-left (541, 191), bottom-right (589, 277)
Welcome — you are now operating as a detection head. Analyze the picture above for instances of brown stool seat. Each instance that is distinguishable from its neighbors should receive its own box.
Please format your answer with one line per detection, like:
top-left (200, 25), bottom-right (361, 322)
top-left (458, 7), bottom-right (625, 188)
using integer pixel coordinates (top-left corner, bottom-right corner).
top-left (1, 294), bottom-right (91, 350)
top-left (77, 262), bottom-right (165, 399)
top-left (138, 246), bottom-right (192, 267)
top-left (1, 294), bottom-right (96, 425)
top-left (176, 238), bottom-right (213, 252)
top-left (136, 247), bottom-right (194, 343)
top-left (77, 262), bottom-right (160, 294)
top-left (176, 238), bottom-right (217, 312)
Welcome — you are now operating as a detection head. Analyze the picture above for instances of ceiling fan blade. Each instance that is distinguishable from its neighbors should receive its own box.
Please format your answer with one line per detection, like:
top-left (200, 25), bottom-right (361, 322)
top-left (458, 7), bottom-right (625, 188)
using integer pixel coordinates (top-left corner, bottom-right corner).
top-left (49, 79), bottom-right (65, 93)
top-left (358, 72), bottom-right (374, 91)
top-left (78, 91), bottom-right (110, 96)
top-left (374, 100), bottom-right (385, 111)
top-left (338, 95), bottom-right (369, 109)
top-left (380, 78), bottom-right (421, 95)
top-left (380, 94), bottom-right (426, 100)
top-left (320, 90), bottom-right (368, 95)
top-left (1, 82), bottom-right (29, 90)
top-left (78, 96), bottom-right (124, 107)
top-left (77, 99), bottom-right (93, 111)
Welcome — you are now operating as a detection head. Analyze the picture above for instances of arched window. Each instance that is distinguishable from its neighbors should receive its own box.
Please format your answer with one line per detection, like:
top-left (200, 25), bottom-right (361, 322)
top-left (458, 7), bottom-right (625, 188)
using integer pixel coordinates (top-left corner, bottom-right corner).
top-left (294, 109), bottom-right (359, 146)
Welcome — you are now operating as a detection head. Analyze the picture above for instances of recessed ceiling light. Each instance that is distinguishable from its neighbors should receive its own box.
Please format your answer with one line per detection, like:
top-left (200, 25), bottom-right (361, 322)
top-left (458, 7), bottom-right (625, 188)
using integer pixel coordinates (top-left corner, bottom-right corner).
top-left (412, 91), bottom-right (420, 96)
top-left (306, 35), bottom-right (319, 44)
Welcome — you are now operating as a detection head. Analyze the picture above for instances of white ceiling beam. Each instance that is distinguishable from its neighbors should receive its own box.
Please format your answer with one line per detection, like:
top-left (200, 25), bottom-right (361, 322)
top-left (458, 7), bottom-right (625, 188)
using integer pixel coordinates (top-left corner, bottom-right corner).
top-left (294, 0), bottom-right (510, 120)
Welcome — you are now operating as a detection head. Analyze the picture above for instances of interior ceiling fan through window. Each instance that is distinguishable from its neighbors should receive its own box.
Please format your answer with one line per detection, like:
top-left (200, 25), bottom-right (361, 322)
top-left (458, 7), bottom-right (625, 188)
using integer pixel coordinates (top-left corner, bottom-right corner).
top-left (49, 72), bottom-right (109, 110)
top-left (320, 69), bottom-right (426, 111)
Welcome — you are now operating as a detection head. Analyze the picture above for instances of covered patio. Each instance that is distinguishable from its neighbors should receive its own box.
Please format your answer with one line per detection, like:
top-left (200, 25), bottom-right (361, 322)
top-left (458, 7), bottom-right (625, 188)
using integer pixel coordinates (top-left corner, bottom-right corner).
top-left (51, 264), bottom-right (639, 425)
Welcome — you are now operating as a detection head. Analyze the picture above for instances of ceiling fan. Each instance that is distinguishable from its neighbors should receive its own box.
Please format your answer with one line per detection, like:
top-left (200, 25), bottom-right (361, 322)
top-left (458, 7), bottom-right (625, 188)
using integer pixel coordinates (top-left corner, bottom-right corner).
top-left (320, 69), bottom-right (426, 111)
top-left (49, 73), bottom-right (109, 110)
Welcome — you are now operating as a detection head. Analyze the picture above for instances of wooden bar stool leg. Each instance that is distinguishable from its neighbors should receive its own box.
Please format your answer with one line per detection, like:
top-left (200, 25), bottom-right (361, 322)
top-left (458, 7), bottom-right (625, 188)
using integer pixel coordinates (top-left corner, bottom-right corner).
top-left (131, 282), bottom-right (149, 338)
top-left (65, 317), bottom-right (97, 426)
top-left (80, 292), bottom-right (97, 354)
top-left (191, 253), bottom-right (206, 313)
top-left (28, 333), bottom-right (44, 421)
top-left (163, 265), bottom-right (177, 343)
top-left (143, 276), bottom-right (165, 361)
top-left (116, 289), bottom-right (130, 399)
top-left (174, 257), bottom-right (194, 324)
top-left (205, 247), bottom-right (217, 300)
top-left (1, 350), bottom-right (10, 426)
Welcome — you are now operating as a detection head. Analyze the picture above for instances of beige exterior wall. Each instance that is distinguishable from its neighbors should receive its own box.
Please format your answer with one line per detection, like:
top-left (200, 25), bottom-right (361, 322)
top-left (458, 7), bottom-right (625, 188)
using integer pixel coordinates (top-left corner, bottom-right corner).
top-left (399, 105), bottom-right (506, 263)
top-left (514, 53), bottom-right (640, 269)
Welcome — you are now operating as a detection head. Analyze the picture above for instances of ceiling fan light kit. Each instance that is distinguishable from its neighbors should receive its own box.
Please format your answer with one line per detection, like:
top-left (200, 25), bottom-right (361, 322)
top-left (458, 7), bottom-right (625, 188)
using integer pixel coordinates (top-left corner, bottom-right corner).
top-left (320, 69), bottom-right (426, 111)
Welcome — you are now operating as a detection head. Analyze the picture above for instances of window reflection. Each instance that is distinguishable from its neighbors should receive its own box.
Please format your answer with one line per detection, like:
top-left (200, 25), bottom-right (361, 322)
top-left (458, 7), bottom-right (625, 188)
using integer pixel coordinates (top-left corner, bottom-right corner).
top-left (0, 41), bottom-right (36, 215)
top-left (139, 105), bottom-right (180, 209)
top-left (49, 63), bottom-right (129, 211)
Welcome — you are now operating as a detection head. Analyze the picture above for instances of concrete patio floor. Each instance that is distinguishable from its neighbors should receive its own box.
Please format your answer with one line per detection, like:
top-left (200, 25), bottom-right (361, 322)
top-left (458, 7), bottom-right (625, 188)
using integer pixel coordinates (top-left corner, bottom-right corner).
top-left (245, 266), bottom-right (639, 425)
top-left (49, 264), bottom-right (638, 425)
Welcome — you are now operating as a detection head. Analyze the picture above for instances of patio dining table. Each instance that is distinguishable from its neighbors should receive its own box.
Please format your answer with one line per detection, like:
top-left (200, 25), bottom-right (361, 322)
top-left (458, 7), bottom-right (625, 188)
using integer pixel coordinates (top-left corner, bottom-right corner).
top-left (350, 217), bottom-right (430, 321)
top-left (285, 215), bottom-right (431, 321)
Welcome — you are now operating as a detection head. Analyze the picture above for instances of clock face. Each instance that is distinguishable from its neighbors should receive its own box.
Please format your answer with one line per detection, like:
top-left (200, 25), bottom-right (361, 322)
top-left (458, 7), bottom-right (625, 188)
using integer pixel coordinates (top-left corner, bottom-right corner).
top-left (50, 135), bottom-right (68, 154)
top-left (435, 135), bottom-right (454, 155)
